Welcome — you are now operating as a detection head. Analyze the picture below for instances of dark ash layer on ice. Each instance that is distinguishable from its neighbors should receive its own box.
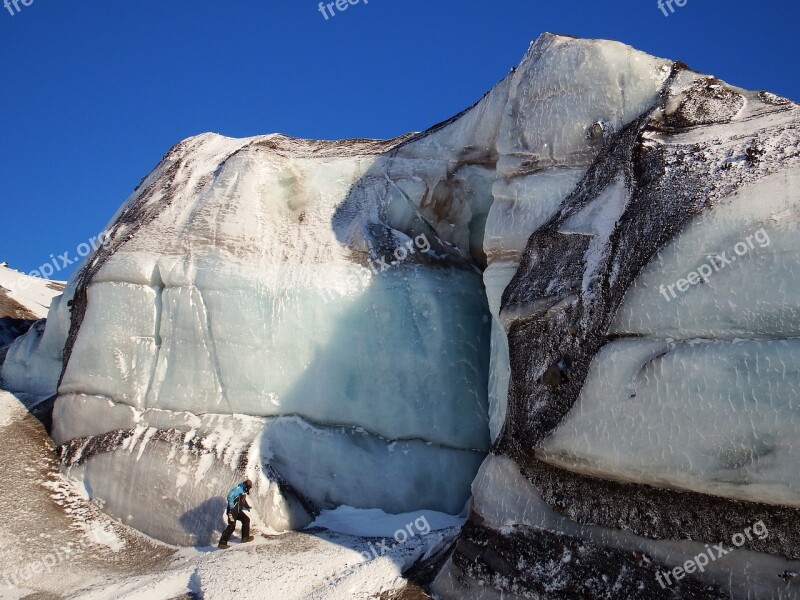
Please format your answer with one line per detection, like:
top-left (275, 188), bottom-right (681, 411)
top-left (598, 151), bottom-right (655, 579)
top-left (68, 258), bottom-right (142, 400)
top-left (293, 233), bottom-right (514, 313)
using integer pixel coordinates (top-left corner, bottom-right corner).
top-left (58, 426), bottom-right (320, 518)
top-left (445, 520), bottom-right (728, 599)
top-left (4, 32), bottom-right (800, 596)
top-left (462, 60), bottom-right (800, 599)
top-left (431, 454), bottom-right (800, 599)
top-left (513, 456), bottom-right (800, 560)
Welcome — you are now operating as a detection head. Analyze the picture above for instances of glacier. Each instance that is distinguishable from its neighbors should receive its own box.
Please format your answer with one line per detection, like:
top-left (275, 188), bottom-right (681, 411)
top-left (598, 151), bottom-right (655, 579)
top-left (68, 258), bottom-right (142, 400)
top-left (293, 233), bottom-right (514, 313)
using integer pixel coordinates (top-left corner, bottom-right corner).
top-left (3, 32), bottom-right (800, 598)
top-left (0, 264), bottom-right (64, 376)
top-left (5, 118), bottom-right (497, 544)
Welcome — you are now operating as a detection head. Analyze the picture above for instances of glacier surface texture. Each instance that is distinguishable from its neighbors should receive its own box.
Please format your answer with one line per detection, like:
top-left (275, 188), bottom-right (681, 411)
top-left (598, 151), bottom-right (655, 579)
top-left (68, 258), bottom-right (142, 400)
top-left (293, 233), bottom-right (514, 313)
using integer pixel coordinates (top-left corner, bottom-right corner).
top-left (3, 33), bottom-right (800, 598)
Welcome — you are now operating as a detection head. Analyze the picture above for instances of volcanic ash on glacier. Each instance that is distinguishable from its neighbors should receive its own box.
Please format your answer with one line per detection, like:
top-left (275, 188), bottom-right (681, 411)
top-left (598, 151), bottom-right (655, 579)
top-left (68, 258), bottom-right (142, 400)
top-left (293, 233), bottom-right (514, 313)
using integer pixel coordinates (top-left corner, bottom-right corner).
top-left (3, 33), bottom-right (800, 599)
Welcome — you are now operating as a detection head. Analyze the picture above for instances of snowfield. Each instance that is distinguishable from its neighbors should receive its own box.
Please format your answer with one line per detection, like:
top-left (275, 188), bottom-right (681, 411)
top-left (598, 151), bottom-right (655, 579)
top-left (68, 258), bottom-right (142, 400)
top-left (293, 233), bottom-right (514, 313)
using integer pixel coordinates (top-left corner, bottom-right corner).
top-left (0, 389), bottom-right (459, 599)
top-left (0, 265), bottom-right (64, 351)
top-left (0, 264), bottom-right (64, 321)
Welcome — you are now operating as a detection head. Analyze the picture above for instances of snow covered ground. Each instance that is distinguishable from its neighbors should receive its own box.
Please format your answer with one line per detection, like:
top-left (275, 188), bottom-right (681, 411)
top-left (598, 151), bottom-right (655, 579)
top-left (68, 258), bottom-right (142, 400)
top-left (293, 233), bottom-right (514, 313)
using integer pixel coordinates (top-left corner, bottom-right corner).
top-left (0, 390), bottom-right (174, 598)
top-left (0, 264), bottom-right (64, 350)
top-left (0, 264), bottom-right (64, 320)
top-left (71, 524), bottom-right (456, 600)
top-left (0, 389), bottom-right (457, 599)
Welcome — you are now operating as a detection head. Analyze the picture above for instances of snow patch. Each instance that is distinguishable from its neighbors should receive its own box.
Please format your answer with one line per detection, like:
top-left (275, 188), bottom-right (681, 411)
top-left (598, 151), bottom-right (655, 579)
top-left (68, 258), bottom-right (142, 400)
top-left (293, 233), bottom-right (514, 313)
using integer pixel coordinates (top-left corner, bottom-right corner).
top-left (308, 505), bottom-right (464, 538)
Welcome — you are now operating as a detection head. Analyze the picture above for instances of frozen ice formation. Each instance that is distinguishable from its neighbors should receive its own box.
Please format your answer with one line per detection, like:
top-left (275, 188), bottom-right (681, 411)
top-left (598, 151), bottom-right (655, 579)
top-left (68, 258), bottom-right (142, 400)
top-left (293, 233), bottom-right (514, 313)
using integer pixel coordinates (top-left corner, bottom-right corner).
top-left (8, 129), bottom-right (495, 543)
top-left (3, 32), bottom-right (800, 596)
top-left (0, 264), bottom-right (64, 361)
top-left (431, 37), bottom-right (800, 600)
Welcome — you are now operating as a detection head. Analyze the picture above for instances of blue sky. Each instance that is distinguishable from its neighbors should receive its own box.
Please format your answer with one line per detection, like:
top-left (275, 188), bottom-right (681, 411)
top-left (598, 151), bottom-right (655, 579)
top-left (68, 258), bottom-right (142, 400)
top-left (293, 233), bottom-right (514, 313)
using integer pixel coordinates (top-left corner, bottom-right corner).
top-left (1, 0), bottom-right (798, 277)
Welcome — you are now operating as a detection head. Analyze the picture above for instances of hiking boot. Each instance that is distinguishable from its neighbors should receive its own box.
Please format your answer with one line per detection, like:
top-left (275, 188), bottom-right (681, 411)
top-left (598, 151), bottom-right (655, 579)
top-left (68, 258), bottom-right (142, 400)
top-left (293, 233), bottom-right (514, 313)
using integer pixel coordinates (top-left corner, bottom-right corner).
top-left (217, 542), bottom-right (229, 549)
top-left (242, 536), bottom-right (255, 543)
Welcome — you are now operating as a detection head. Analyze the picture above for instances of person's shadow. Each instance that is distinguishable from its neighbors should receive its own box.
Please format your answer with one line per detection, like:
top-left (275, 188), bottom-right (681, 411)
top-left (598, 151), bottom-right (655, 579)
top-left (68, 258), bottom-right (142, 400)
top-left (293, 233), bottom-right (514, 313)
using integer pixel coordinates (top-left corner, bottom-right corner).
top-left (180, 497), bottom-right (227, 547)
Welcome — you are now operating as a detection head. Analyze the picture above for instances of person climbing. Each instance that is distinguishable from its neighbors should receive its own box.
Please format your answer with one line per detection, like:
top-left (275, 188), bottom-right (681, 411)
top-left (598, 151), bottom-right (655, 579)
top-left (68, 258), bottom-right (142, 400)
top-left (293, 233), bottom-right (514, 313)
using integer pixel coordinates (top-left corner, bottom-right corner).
top-left (218, 479), bottom-right (254, 549)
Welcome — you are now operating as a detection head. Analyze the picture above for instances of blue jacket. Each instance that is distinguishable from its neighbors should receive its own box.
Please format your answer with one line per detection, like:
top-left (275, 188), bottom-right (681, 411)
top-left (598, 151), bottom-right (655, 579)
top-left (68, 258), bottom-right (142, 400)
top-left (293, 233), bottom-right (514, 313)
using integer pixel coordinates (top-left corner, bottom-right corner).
top-left (227, 483), bottom-right (248, 511)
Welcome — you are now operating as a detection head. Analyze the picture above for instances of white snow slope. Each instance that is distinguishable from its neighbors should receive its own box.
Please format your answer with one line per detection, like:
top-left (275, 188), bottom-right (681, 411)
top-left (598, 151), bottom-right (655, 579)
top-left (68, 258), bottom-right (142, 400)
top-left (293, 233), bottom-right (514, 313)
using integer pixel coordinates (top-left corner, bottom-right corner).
top-left (0, 263), bottom-right (64, 320)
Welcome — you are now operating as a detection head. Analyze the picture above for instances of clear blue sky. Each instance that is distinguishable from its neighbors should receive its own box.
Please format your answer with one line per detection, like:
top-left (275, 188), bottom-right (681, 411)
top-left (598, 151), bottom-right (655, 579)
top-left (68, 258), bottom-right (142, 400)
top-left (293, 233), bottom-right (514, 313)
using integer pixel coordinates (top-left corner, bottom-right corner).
top-left (1, 0), bottom-right (798, 278)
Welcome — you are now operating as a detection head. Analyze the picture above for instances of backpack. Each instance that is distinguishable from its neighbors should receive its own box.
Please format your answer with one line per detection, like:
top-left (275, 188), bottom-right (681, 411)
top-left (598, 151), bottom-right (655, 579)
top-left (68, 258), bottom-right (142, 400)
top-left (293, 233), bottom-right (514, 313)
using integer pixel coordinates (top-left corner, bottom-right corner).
top-left (227, 483), bottom-right (246, 511)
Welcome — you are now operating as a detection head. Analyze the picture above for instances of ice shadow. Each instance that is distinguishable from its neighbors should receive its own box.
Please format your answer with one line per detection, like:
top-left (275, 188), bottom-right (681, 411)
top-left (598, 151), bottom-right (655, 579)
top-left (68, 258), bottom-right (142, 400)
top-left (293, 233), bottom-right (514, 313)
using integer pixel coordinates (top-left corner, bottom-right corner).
top-left (240, 135), bottom-right (497, 577)
top-left (179, 497), bottom-right (228, 547)
top-left (254, 256), bottom-right (492, 513)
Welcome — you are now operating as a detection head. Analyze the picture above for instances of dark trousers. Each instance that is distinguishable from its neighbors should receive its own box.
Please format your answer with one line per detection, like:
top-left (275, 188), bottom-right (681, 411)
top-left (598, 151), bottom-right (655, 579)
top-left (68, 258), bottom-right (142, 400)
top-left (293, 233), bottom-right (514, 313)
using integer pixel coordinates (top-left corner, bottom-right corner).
top-left (220, 509), bottom-right (250, 543)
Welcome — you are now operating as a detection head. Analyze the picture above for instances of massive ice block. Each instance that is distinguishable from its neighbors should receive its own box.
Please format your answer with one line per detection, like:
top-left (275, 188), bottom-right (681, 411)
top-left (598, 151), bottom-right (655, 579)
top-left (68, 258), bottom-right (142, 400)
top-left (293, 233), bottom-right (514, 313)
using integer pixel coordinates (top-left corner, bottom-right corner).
top-left (612, 171), bottom-right (800, 340)
top-left (540, 337), bottom-right (800, 506)
top-left (1, 282), bottom-right (75, 396)
top-left (4, 32), bottom-right (800, 597)
top-left (432, 38), bottom-right (800, 600)
top-left (6, 111), bottom-right (498, 544)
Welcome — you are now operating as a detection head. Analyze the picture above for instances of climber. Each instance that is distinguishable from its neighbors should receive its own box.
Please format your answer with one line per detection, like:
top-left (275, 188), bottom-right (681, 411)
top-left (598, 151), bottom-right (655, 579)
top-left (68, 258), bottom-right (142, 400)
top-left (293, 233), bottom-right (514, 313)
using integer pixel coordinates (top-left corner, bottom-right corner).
top-left (218, 479), bottom-right (254, 548)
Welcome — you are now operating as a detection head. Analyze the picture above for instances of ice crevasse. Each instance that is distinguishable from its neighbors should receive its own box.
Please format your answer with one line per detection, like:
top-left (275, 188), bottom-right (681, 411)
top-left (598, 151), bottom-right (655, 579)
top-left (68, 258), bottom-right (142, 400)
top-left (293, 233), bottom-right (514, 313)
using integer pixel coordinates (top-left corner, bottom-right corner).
top-left (3, 32), bottom-right (800, 597)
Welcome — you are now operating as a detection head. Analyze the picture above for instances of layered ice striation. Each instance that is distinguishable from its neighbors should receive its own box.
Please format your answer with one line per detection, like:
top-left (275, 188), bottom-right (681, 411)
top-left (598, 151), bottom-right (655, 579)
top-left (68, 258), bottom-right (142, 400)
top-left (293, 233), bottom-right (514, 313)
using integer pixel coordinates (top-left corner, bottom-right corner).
top-left (435, 36), bottom-right (799, 600)
top-left (539, 138), bottom-right (800, 507)
top-left (433, 456), bottom-right (800, 600)
top-left (6, 34), bottom-right (674, 544)
top-left (482, 35), bottom-right (671, 441)
top-left (4, 32), bottom-right (800, 596)
top-left (3, 130), bottom-right (499, 543)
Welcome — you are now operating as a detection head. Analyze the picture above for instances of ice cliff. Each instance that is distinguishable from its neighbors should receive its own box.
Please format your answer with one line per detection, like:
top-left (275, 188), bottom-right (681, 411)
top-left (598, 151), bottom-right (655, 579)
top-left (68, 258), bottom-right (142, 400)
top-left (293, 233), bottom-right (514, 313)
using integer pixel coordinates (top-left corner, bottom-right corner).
top-left (3, 33), bottom-right (800, 597)
top-left (0, 265), bottom-right (63, 365)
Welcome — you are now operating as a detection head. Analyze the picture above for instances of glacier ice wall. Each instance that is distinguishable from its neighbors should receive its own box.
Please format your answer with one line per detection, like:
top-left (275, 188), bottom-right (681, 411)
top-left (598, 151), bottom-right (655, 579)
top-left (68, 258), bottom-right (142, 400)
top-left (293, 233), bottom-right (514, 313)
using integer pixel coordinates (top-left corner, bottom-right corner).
top-left (4, 32), bottom-right (800, 597)
top-left (1, 282), bottom-right (75, 396)
top-left (430, 38), bottom-right (800, 600)
top-left (481, 36), bottom-right (671, 442)
top-left (5, 103), bottom-right (501, 543)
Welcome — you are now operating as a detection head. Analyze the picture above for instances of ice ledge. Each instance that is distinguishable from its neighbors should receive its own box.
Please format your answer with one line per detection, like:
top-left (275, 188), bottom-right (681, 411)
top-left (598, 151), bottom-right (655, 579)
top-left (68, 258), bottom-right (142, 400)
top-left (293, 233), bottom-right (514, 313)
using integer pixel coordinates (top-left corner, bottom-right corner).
top-left (457, 455), bottom-right (800, 600)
